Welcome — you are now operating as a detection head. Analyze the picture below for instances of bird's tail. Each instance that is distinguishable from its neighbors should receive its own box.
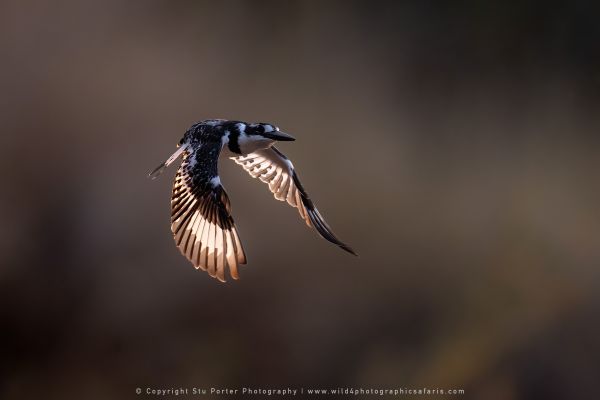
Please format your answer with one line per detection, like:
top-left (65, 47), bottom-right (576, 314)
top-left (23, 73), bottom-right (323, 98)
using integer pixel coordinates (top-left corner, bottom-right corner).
top-left (148, 144), bottom-right (188, 179)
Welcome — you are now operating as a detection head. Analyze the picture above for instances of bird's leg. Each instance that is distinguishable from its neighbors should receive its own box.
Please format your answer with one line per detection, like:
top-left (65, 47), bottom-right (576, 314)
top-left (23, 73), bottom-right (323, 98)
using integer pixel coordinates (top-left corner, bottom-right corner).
top-left (148, 144), bottom-right (188, 179)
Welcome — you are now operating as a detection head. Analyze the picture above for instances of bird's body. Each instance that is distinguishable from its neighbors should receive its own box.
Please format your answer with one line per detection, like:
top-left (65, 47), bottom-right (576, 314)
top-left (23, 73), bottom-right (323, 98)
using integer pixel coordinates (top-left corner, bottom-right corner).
top-left (150, 119), bottom-right (355, 282)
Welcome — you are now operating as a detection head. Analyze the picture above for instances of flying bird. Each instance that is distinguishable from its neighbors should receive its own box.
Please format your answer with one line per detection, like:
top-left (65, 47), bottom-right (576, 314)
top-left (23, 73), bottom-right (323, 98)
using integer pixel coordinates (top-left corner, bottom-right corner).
top-left (149, 119), bottom-right (356, 282)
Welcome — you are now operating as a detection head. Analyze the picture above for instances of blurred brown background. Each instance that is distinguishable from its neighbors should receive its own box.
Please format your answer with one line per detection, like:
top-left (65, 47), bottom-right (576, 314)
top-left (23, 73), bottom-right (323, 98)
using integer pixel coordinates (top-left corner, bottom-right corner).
top-left (1, 1), bottom-right (600, 399)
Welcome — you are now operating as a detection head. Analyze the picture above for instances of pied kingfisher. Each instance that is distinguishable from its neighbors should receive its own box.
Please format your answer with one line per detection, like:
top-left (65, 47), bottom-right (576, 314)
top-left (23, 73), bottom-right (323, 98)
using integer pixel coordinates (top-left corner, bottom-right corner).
top-left (149, 119), bottom-right (356, 282)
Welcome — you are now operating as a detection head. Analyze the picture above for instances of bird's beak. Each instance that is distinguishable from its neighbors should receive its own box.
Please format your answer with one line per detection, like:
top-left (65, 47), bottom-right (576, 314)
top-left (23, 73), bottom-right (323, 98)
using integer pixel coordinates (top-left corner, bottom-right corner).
top-left (263, 130), bottom-right (296, 141)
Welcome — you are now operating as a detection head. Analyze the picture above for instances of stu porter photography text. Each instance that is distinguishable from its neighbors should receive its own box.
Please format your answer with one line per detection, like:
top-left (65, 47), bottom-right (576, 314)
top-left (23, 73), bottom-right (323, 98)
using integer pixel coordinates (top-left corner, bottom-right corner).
top-left (139, 387), bottom-right (465, 396)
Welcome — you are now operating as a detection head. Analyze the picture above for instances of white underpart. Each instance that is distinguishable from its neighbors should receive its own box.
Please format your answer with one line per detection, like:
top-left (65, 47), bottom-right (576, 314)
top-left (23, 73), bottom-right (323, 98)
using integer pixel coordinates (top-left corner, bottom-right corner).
top-left (210, 176), bottom-right (221, 187)
top-left (220, 130), bottom-right (237, 158)
top-left (221, 130), bottom-right (230, 147)
top-left (237, 131), bottom-right (274, 155)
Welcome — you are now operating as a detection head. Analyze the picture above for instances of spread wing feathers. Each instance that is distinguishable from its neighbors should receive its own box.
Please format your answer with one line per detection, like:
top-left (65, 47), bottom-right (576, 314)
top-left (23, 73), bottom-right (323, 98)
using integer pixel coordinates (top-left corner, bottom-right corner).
top-left (232, 147), bottom-right (356, 255)
top-left (171, 161), bottom-right (246, 282)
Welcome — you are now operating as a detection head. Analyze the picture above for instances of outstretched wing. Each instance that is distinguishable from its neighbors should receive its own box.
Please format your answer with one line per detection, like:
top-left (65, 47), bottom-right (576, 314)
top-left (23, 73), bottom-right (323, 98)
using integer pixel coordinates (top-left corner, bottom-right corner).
top-left (171, 142), bottom-right (246, 281)
top-left (232, 147), bottom-right (356, 255)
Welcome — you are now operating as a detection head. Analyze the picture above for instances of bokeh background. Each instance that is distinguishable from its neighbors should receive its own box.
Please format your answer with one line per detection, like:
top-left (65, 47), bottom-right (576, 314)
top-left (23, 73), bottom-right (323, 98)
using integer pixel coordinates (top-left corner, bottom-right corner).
top-left (1, 1), bottom-right (600, 399)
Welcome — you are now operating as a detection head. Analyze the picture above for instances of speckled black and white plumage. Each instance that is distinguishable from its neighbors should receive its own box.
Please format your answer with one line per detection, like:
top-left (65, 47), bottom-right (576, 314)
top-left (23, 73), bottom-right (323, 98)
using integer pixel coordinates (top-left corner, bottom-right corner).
top-left (171, 139), bottom-right (246, 282)
top-left (150, 119), bottom-right (356, 282)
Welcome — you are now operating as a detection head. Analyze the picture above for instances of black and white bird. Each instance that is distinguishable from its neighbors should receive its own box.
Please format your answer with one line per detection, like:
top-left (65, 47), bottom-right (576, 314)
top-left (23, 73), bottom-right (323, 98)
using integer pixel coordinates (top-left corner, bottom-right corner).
top-left (149, 119), bottom-right (356, 282)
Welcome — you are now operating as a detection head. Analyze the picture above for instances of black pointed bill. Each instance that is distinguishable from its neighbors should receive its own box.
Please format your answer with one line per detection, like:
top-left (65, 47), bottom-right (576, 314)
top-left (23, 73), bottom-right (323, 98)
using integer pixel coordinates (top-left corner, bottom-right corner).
top-left (263, 130), bottom-right (295, 141)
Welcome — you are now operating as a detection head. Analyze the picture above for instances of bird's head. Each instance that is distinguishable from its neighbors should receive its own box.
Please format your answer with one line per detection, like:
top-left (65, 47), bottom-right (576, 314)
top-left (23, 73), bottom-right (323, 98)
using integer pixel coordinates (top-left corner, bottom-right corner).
top-left (246, 122), bottom-right (296, 142)
top-left (231, 122), bottom-right (296, 154)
